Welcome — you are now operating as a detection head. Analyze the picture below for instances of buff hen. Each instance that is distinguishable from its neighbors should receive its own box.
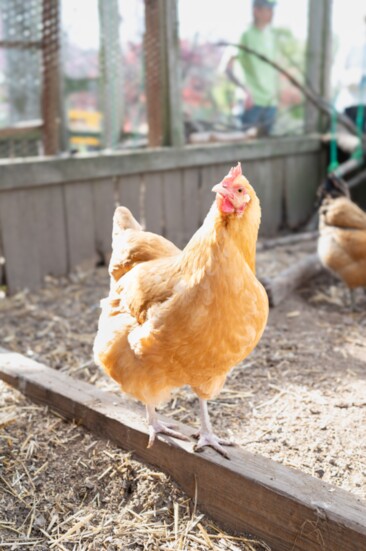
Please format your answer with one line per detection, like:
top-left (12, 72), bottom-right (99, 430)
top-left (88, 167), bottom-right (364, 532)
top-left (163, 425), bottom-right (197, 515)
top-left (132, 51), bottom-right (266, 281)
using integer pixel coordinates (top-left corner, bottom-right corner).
top-left (94, 163), bottom-right (269, 457)
top-left (318, 175), bottom-right (366, 308)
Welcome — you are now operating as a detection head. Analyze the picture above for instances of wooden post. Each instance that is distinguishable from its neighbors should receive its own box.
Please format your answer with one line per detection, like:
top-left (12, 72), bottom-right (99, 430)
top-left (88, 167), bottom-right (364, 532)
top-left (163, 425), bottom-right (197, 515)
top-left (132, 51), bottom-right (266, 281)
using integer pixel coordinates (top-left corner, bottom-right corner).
top-left (42, 0), bottom-right (60, 155)
top-left (98, 0), bottom-right (124, 150)
top-left (305, 0), bottom-right (332, 133)
top-left (144, 0), bottom-right (184, 147)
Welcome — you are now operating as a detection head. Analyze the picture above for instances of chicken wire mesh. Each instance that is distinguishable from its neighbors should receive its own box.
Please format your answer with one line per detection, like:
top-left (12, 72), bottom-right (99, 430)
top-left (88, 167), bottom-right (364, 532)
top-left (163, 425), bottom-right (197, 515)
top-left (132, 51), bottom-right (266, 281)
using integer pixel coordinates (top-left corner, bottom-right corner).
top-left (0, 0), bottom-right (146, 158)
top-left (0, 0), bottom-right (316, 159)
top-left (0, 0), bottom-right (43, 157)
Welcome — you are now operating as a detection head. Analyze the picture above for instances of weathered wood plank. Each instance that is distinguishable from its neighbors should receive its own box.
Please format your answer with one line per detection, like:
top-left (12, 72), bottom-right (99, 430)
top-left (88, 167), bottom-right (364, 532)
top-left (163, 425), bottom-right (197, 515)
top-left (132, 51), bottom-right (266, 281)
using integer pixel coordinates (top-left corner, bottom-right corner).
top-left (31, 185), bottom-right (68, 277)
top-left (0, 136), bottom-right (322, 190)
top-left (0, 185), bottom-right (68, 292)
top-left (41, 0), bottom-right (60, 155)
top-left (0, 120), bottom-right (42, 140)
top-left (200, 165), bottom-right (216, 222)
top-left (0, 189), bottom-right (43, 292)
top-left (117, 174), bottom-right (141, 222)
top-left (305, 0), bottom-right (332, 132)
top-left (285, 153), bottom-right (320, 229)
top-left (144, 0), bottom-right (183, 147)
top-left (245, 158), bottom-right (284, 236)
top-left (163, 0), bottom-right (184, 147)
top-left (163, 169), bottom-right (184, 246)
top-left (98, 0), bottom-right (123, 149)
top-left (0, 225), bottom-right (4, 286)
top-left (0, 348), bottom-right (365, 551)
top-left (182, 167), bottom-right (201, 244)
top-left (93, 178), bottom-right (117, 262)
top-left (144, 172), bottom-right (164, 235)
top-left (63, 182), bottom-right (97, 271)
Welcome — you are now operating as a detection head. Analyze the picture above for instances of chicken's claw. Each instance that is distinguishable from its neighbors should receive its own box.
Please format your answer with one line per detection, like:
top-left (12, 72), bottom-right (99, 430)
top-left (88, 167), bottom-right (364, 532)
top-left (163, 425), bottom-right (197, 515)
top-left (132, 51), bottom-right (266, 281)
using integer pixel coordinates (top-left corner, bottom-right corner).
top-left (147, 420), bottom-right (190, 448)
top-left (193, 431), bottom-right (235, 459)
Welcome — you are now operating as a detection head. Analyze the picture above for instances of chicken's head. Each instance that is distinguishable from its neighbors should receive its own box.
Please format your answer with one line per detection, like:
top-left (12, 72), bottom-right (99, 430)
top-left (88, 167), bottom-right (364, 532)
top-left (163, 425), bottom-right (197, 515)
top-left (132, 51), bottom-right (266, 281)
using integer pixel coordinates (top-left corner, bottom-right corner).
top-left (212, 162), bottom-right (251, 215)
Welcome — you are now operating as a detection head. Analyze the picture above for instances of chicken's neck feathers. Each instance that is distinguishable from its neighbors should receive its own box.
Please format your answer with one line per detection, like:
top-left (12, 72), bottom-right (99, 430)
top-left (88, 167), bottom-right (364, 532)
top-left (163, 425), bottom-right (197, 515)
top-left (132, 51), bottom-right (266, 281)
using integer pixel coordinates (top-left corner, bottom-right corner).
top-left (181, 201), bottom-right (259, 275)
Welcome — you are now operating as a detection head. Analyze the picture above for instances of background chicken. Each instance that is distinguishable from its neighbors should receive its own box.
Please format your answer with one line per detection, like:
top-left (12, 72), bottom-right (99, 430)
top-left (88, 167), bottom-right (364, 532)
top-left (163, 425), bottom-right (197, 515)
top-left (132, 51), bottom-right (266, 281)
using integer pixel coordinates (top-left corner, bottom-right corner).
top-left (94, 163), bottom-right (269, 457)
top-left (317, 174), bottom-right (366, 308)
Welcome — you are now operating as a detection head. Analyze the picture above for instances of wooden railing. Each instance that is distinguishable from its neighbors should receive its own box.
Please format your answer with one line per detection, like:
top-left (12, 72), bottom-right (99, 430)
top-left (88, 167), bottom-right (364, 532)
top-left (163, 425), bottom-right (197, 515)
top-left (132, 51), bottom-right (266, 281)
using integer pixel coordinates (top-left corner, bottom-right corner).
top-left (0, 136), bottom-right (323, 293)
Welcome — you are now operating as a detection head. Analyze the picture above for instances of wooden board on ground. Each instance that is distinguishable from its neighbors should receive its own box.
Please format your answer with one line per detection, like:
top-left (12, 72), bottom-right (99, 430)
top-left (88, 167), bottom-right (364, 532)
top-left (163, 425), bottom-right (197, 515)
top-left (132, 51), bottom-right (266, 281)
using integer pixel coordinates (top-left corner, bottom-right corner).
top-left (0, 348), bottom-right (365, 551)
top-left (261, 253), bottom-right (323, 307)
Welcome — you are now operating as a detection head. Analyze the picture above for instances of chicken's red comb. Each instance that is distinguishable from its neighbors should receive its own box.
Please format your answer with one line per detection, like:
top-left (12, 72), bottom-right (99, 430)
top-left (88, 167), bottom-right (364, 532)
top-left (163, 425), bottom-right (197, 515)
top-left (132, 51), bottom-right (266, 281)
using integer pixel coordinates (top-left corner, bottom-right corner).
top-left (224, 162), bottom-right (242, 184)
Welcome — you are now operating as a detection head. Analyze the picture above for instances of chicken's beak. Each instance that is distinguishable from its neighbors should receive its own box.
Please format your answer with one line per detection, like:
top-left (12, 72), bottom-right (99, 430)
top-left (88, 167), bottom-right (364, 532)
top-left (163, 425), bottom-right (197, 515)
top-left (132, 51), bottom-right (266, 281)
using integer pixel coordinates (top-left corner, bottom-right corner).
top-left (212, 182), bottom-right (230, 196)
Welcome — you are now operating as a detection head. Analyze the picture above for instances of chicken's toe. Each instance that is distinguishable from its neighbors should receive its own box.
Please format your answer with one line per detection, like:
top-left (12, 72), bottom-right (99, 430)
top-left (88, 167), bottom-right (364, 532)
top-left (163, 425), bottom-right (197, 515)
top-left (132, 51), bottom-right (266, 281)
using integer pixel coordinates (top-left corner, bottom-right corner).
top-left (193, 432), bottom-right (235, 459)
top-left (147, 420), bottom-right (190, 448)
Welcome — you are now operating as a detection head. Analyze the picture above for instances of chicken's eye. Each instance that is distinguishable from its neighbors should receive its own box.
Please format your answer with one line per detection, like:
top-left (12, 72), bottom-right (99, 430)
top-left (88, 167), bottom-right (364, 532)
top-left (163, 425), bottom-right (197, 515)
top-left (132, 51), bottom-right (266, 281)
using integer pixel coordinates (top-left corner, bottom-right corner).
top-left (237, 188), bottom-right (243, 193)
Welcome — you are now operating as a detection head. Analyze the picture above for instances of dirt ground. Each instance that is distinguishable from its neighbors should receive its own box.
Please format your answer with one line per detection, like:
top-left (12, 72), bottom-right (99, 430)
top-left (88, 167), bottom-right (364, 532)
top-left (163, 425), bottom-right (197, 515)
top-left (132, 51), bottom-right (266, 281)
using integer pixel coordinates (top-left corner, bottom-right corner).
top-left (1, 240), bottom-right (365, 550)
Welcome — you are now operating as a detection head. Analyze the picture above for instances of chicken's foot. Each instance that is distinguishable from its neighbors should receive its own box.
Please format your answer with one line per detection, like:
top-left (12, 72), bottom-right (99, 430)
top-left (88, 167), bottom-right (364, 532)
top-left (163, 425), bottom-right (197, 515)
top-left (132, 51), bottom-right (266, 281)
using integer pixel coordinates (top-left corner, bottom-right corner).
top-left (193, 399), bottom-right (235, 459)
top-left (146, 404), bottom-right (190, 448)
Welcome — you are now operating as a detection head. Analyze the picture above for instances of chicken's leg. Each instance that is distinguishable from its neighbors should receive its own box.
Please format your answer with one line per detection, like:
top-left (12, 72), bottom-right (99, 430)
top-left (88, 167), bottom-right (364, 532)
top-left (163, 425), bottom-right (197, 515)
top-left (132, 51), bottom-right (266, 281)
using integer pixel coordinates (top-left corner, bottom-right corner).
top-left (194, 398), bottom-right (234, 459)
top-left (146, 404), bottom-right (190, 448)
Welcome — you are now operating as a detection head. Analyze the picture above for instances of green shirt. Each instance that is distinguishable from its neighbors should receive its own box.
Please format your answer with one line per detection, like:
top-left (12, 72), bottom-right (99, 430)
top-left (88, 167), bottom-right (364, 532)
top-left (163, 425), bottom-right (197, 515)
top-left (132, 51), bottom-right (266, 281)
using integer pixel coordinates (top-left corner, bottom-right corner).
top-left (238, 25), bottom-right (279, 107)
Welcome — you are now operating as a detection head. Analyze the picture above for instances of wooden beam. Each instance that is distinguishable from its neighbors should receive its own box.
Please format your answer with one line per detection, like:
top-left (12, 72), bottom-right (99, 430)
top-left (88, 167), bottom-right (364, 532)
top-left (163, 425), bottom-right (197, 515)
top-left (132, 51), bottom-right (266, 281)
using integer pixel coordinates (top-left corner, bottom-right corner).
top-left (161, 0), bottom-right (184, 147)
top-left (0, 348), bottom-right (365, 551)
top-left (305, 0), bottom-right (332, 133)
top-left (0, 120), bottom-right (43, 140)
top-left (41, 0), bottom-right (60, 155)
top-left (144, 0), bottom-right (184, 147)
top-left (144, 0), bottom-right (163, 146)
top-left (0, 40), bottom-right (42, 49)
top-left (98, 0), bottom-right (124, 149)
top-left (0, 135), bottom-right (322, 191)
top-left (261, 253), bottom-right (323, 307)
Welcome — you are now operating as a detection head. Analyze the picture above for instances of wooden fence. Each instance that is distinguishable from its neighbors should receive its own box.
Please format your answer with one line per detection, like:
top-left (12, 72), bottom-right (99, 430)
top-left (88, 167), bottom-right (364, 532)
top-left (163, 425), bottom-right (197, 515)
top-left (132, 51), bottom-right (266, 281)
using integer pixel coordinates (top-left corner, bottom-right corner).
top-left (0, 136), bottom-right (323, 293)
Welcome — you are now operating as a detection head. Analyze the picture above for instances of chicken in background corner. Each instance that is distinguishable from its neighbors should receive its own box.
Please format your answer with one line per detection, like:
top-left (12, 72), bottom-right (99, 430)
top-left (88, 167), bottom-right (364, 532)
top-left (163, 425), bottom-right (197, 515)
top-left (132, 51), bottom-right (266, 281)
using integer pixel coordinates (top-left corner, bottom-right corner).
top-left (317, 174), bottom-right (366, 309)
top-left (93, 163), bottom-right (269, 458)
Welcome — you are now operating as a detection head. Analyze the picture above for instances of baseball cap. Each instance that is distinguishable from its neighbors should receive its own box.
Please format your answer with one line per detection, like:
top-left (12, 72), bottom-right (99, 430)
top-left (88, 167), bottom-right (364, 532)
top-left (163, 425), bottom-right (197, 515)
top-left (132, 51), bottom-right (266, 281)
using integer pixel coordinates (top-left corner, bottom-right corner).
top-left (253, 0), bottom-right (277, 8)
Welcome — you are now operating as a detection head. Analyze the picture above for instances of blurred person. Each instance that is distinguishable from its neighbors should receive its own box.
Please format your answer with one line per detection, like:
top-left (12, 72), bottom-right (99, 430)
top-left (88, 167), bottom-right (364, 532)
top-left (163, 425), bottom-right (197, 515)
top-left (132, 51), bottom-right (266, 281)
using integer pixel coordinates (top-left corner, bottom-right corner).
top-left (225, 0), bottom-right (279, 136)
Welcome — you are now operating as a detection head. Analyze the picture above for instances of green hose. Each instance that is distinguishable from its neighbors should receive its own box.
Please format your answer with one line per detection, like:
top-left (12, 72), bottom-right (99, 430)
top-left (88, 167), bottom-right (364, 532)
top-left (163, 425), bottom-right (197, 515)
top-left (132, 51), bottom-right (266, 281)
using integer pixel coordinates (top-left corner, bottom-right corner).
top-left (328, 100), bottom-right (339, 173)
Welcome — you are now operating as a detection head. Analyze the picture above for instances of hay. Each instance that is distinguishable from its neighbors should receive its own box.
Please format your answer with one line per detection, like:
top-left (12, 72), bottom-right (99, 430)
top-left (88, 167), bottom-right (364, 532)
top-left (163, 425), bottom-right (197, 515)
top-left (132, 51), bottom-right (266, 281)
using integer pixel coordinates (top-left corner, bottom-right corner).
top-left (1, 240), bottom-right (366, 549)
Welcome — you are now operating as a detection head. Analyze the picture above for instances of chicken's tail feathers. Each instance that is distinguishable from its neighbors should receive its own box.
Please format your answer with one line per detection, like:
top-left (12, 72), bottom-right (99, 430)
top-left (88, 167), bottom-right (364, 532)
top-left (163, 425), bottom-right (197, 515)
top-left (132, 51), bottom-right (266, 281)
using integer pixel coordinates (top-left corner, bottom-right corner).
top-left (317, 174), bottom-right (350, 206)
top-left (113, 206), bottom-right (142, 234)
